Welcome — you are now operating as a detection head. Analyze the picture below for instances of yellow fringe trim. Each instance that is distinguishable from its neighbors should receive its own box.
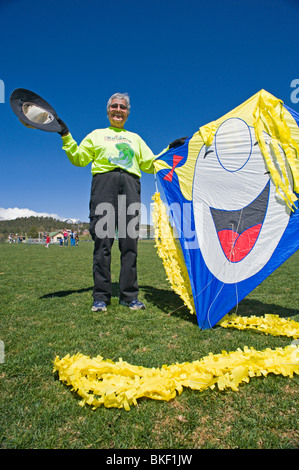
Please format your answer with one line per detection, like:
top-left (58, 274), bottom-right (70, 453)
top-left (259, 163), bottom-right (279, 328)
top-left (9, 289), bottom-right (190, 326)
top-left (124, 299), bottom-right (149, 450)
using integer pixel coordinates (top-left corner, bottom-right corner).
top-left (151, 192), bottom-right (195, 314)
top-left (53, 344), bottom-right (299, 410)
top-left (219, 314), bottom-right (299, 339)
top-left (198, 121), bottom-right (217, 146)
top-left (253, 91), bottom-right (299, 210)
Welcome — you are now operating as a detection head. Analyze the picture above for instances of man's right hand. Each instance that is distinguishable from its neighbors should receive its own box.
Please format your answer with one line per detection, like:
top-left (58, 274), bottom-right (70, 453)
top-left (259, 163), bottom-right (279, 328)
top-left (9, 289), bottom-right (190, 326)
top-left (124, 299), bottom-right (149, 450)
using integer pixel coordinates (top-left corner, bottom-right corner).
top-left (57, 118), bottom-right (69, 136)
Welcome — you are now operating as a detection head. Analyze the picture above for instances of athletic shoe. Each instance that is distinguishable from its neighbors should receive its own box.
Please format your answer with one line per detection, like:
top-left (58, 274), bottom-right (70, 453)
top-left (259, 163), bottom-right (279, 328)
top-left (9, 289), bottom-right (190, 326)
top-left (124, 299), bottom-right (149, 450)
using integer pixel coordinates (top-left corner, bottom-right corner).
top-left (119, 299), bottom-right (145, 310)
top-left (91, 300), bottom-right (107, 312)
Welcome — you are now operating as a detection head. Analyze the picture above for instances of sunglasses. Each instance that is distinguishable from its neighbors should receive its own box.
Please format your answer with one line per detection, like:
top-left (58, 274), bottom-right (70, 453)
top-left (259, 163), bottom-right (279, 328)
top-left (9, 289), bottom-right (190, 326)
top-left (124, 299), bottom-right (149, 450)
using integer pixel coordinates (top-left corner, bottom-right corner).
top-left (110, 103), bottom-right (127, 110)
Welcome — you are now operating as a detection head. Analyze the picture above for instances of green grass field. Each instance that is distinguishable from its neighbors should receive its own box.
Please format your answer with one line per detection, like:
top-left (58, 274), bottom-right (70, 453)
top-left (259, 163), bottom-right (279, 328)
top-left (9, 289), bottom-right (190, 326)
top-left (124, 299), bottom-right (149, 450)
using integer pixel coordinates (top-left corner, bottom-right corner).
top-left (0, 241), bottom-right (298, 449)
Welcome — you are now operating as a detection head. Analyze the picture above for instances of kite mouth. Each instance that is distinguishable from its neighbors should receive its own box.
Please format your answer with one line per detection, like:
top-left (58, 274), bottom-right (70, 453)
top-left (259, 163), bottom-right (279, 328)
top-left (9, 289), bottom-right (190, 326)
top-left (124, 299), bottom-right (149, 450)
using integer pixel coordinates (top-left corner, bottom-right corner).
top-left (210, 181), bottom-right (270, 262)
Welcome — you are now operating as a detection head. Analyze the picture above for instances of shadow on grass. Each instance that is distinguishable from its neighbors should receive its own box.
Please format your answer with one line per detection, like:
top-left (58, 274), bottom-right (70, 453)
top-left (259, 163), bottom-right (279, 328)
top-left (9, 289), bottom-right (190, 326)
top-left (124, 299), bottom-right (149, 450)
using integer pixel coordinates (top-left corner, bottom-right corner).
top-left (141, 285), bottom-right (299, 324)
top-left (40, 282), bottom-right (120, 299)
top-left (231, 298), bottom-right (299, 319)
top-left (140, 284), bottom-right (198, 324)
top-left (40, 286), bottom-right (94, 299)
top-left (40, 284), bottom-right (298, 323)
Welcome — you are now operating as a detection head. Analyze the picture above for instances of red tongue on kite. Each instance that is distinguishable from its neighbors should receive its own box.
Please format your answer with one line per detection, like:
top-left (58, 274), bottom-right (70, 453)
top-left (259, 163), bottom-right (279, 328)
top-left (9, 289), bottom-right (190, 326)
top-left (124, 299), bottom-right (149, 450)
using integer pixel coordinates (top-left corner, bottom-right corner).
top-left (217, 224), bottom-right (262, 262)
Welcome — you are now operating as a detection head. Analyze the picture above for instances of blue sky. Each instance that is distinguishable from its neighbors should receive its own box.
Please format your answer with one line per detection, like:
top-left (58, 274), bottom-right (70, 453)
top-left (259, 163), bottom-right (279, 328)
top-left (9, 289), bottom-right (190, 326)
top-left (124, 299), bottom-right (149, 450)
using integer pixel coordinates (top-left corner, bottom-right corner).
top-left (0, 0), bottom-right (298, 223)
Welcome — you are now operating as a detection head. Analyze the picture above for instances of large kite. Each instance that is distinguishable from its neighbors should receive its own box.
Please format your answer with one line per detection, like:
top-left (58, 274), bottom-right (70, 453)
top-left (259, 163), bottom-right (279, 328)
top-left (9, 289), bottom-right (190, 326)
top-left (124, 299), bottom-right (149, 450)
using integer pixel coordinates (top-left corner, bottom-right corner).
top-left (153, 89), bottom-right (299, 330)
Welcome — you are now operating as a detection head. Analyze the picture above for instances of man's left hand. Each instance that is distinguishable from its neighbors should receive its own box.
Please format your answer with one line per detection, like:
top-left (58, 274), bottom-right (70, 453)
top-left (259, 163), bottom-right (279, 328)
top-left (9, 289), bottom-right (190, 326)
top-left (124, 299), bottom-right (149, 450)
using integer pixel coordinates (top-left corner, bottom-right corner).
top-left (169, 137), bottom-right (188, 149)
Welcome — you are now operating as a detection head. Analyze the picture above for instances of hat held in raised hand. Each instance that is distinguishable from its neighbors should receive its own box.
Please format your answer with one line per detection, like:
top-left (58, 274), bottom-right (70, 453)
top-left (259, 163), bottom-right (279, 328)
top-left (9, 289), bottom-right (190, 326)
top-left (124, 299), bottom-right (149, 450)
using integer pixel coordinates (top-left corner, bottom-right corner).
top-left (10, 88), bottom-right (63, 132)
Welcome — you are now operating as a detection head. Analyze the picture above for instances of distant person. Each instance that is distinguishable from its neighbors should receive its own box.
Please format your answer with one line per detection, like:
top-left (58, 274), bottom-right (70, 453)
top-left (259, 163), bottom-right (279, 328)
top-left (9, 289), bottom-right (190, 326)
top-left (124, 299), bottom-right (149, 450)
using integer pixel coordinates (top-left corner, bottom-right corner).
top-left (57, 92), bottom-right (185, 313)
top-left (45, 235), bottom-right (50, 248)
top-left (63, 229), bottom-right (68, 246)
top-left (70, 231), bottom-right (75, 246)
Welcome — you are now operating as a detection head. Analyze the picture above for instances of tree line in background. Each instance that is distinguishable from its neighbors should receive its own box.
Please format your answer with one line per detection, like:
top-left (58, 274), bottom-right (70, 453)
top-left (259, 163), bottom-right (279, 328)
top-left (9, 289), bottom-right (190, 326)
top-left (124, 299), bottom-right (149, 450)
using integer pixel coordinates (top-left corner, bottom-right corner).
top-left (0, 216), bottom-right (89, 242)
top-left (0, 217), bottom-right (153, 242)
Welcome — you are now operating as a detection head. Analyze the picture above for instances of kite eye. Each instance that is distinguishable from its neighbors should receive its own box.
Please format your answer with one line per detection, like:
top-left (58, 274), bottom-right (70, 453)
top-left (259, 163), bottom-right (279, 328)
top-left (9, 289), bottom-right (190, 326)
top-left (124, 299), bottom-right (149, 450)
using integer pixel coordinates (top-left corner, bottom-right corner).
top-left (215, 118), bottom-right (252, 172)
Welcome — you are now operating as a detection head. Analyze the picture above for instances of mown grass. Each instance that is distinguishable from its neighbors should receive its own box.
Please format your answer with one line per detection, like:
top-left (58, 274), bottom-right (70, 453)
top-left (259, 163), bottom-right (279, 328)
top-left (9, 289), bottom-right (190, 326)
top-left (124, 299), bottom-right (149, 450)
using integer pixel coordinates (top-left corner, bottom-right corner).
top-left (0, 241), bottom-right (298, 449)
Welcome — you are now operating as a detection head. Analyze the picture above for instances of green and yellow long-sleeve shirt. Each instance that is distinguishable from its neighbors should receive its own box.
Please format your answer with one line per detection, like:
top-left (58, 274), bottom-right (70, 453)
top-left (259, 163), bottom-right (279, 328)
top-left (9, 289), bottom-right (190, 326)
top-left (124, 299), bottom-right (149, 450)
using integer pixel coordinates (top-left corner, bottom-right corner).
top-left (62, 126), bottom-right (161, 178)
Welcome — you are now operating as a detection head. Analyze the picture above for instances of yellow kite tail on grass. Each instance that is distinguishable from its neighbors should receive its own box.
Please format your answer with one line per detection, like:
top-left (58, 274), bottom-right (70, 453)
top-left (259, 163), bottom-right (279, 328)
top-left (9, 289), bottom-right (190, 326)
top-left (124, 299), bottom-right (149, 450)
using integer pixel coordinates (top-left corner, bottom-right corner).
top-left (219, 313), bottom-right (299, 339)
top-left (53, 344), bottom-right (299, 411)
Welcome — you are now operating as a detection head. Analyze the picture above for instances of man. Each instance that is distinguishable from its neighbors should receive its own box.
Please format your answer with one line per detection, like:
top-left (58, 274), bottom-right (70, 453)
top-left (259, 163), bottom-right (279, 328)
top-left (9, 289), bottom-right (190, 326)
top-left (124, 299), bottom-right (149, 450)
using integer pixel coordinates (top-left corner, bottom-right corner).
top-left (58, 93), bottom-right (185, 313)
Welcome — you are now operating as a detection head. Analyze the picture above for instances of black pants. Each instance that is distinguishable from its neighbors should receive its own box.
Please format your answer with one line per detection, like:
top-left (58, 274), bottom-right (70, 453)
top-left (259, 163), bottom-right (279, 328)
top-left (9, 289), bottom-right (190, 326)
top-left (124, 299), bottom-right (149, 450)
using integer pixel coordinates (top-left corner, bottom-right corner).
top-left (89, 169), bottom-right (141, 303)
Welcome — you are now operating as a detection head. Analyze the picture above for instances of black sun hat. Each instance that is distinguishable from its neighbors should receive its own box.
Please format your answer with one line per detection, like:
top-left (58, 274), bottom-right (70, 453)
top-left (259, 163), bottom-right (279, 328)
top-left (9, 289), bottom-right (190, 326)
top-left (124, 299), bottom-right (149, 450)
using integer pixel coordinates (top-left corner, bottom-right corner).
top-left (10, 88), bottom-right (62, 132)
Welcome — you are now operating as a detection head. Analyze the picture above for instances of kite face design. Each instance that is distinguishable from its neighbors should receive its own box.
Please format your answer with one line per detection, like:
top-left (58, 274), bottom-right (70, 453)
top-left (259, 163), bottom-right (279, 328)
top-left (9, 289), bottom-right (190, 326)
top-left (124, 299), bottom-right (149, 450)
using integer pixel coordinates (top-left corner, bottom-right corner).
top-left (154, 90), bottom-right (299, 329)
top-left (192, 118), bottom-right (292, 284)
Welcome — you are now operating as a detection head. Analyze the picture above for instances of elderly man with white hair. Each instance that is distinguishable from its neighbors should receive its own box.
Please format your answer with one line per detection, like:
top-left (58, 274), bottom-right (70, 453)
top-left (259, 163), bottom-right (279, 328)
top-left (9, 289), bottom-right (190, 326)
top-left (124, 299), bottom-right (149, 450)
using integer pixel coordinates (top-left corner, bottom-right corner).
top-left (58, 93), bottom-right (184, 313)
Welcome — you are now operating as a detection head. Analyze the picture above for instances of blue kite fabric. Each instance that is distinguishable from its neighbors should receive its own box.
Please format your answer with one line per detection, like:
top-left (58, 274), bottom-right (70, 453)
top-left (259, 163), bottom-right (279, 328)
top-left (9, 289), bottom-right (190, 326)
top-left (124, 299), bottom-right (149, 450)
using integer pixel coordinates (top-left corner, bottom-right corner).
top-left (153, 90), bottom-right (299, 329)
